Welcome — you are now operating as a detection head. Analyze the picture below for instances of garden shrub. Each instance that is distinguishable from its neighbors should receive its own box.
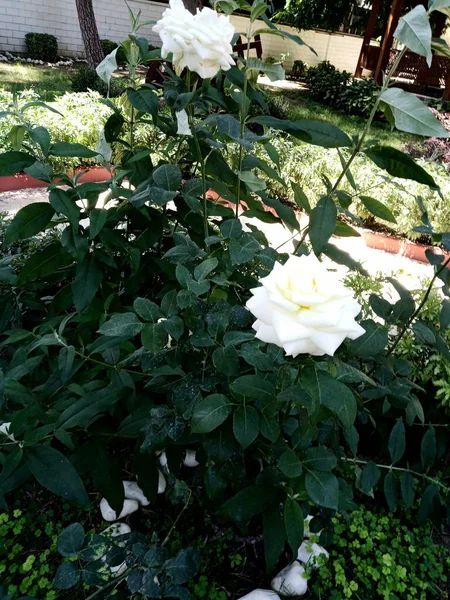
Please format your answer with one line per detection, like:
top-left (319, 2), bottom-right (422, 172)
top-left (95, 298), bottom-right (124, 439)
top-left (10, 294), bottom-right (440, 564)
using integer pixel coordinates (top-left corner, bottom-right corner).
top-left (337, 77), bottom-right (379, 117)
top-left (0, 2), bottom-right (450, 598)
top-left (305, 60), bottom-right (350, 107)
top-left (290, 59), bottom-right (308, 81)
top-left (101, 39), bottom-right (119, 57)
top-left (313, 505), bottom-right (449, 599)
top-left (70, 65), bottom-right (128, 98)
top-left (404, 107), bottom-right (450, 169)
top-left (25, 33), bottom-right (58, 63)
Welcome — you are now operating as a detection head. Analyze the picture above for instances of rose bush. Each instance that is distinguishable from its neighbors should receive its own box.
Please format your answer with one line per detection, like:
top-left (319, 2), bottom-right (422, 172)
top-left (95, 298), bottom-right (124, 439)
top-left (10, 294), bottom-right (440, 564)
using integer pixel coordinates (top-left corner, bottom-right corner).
top-left (246, 255), bottom-right (365, 356)
top-left (0, 1), bottom-right (450, 598)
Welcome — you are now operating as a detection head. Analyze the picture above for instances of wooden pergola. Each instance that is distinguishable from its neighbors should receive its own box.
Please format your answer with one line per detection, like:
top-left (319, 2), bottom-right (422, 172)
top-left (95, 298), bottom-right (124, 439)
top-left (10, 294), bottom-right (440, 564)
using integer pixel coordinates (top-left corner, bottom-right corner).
top-left (354, 0), bottom-right (450, 99)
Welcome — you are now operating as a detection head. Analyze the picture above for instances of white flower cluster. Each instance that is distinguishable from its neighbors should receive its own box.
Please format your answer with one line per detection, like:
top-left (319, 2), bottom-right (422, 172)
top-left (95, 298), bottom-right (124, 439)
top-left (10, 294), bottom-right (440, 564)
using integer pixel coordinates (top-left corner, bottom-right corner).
top-left (238, 515), bottom-right (329, 598)
top-left (153, 0), bottom-right (235, 79)
top-left (246, 254), bottom-right (365, 357)
top-left (0, 52), bottom-right (79, 67)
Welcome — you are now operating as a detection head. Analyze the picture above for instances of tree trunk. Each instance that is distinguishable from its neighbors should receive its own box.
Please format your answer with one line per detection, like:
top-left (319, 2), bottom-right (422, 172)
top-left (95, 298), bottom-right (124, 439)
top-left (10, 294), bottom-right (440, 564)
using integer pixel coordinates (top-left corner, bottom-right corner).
top-left (184, 0), bottom-right (203, 14)
top-left (75, 0), bottom-right (104, 67)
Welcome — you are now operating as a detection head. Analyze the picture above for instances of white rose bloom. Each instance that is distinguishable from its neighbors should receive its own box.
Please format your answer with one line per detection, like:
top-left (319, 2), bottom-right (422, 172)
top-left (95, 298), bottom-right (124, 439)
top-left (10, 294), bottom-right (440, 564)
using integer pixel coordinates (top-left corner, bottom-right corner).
top-left (246, 254), bottom-right (365, 357)
top-left (153, 0), bottom-right (235, 79)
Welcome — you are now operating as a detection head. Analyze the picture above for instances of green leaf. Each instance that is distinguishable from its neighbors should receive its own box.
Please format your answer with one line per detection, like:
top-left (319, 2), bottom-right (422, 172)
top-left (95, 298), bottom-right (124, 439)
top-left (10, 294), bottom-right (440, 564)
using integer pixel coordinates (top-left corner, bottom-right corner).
top-left (212, 346), bottom-right (240, 376)
top-left (379, 88), bottom-right (449, 138)
top-left (162, 316), bottom-right (184, 340)
top-left (292, 182), bottom-right (311, 214)
top-left (153, 164), bottom-right (182, 191)
top-left (364, 145), bottom-right (438, 188)
top-left (98, 312), bottom-right (143, 337)
top-left (191, 394), bottom-right (233, 433)
top-left (394, 6), bottom-right (432, 66)
top-left (29, 126), bottom-right (51, 157)
top-left (58, 346), bottom-right (75, 385)
top-left (165, 548), bottom-right (201, 585)
top-left (302, 447), bottom-right (337, 471)
top-left (194, 257), bottom-right (218, 281)
top-left (388, 419), bottom-right (406, 465)
top-left (26, 445), bottom-right (89, 505)
top-left (229, 232), bottom-right (261, 265)
top-left (72, 255), bottom-right (102, 313)
top-left (429, 0), bottom-right (450, 13)
top-left (348, 320), bottom-right (388, 357)
top-left (263, 503), bottom-right (286, 572)
top-left (418, 484), bottom-right (439, 522)
top-left (233, 405), bottom-right (260, 448)
top-left (360, 462), bottom-right (381, 495)
top-left (89, 208), bottom-right (108, 239)
top-left (278, 449), bottom-right (302, 478)
top-left (4, 202), bottom-right (55, 245)
top-left (247, 57), bottom-right (284, 82)
top-left (400, 472), bottom-right (415, 509)
top-left (220, 219), bottom-right (243, 239)
top-left (219, 485), bottom-right (277, 521)
top-left (0, 151), bottom-right (35, 176)
top-left (57, 523), bottom-right (85, 557)
top-left (127, 88), bottom-right (159, 116)
top-left (50, 188), bottom-right (80, 228)
top-left (440, 299), bottom-right (450, 329)
top-left (421, 426), bottom-right (436, 473)
top-left (359, 195), bottom-right (397, 223)
top-left (18, 242), bottom-right (72, 284)
top-left (133, 297), bottom-right (162, 322)
top-left (384, 470), bottom-right (399, 512)
top-left (305, 471), bottom-right (339, 510)
top-left (54, 562), bottom-right (80, 589)
top-left (309, 196), bottom-right (337, 255)
top-left (230, 375), bottom-right (275, 403)
top-left (248, 116), bottom-right (351, 148)
top-left (141, 322), bottom-right (167, 353)
top-left (50, 142), bottom-right (98, 158)
top-left (284, 497), bottom-right (304, 557)
top-left (412, 321), bottom-right (435, 344)
top-left (96, 48), bottom-right (118, 85)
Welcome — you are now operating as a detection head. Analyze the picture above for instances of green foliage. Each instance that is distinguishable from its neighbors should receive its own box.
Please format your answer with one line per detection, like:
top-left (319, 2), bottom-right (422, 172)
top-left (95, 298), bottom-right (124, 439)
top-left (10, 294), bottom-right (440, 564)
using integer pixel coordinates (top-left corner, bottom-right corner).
top-left (0, 3), bottom-right (449, 598)
top-left (290, 59), bottom-right (308, 81)
top-left (25, 33), bottom-right (58, 63)
top-left (70, 66), bottom-right (128, 98)
top-left (101, 39), bottom-right (119, 57)
top-left (305, 61), bottom-right (351, 107)
top-left (312, 505), bottom-right (450, 599)
top-left (338, 77), bottom-right (379, 117)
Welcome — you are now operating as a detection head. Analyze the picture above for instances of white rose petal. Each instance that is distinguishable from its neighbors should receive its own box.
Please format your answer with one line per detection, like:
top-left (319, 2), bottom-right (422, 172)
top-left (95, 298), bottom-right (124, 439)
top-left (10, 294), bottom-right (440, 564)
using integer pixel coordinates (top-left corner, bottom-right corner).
top-left (0, 422), bottom-right (15, 441)
top-left (238, 590), bottom-right (281, 600)
top-left (158, 469), bottom-right (167, 494)
top-left (176, 109), bottom-right (192, 135)
top-left (297, 540), bottom-right (329, 568)
top-left (246, 254), bottom-right (365, 357)
top-left (100, 498), bottom-right (139, 521)
top-left (271, 561), bottom-right (308, 597)
top-left (153, 0), bottom-right (235, 79)
top-left (123, 481), bottom-right (150, 506)
top-left (183, 449), bottom-right (199, 467)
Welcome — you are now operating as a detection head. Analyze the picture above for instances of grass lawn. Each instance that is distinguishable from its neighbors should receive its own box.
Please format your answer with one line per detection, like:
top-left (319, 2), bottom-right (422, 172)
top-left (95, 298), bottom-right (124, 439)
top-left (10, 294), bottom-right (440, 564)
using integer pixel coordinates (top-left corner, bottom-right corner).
top-left (272, 88), bottom-right (422, 150)
top-left (0, 63), bottom-right (73, 100)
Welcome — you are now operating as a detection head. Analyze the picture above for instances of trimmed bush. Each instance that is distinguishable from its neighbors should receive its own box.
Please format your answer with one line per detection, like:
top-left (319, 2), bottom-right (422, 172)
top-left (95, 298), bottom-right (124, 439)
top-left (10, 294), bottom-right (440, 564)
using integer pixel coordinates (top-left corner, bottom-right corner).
top-left (25, 33), bottom-right (58, 62)
top-left (305, 60), bottom-right (350, 106)
top-left (101, 39), bottom-right (119, 56)
top-left (290, 59), bottom-right (308, 80)
top-left (70, 65), bottom-right (127, 98)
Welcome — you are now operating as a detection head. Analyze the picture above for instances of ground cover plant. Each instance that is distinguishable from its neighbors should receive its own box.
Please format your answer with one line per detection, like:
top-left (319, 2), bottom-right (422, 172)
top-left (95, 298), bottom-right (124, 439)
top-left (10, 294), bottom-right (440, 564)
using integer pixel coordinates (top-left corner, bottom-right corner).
top-left (0, 0), bottom-right (450, 598)
top-left (0, 63), bottom-right (73, 101)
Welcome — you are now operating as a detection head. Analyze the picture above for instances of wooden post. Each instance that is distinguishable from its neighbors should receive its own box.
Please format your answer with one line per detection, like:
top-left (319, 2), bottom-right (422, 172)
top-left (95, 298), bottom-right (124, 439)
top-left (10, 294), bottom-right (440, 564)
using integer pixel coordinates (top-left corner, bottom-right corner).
top-left (354, 0), bottom-right (382, 78)
top-left (374, 0), bottom-right (405, 84)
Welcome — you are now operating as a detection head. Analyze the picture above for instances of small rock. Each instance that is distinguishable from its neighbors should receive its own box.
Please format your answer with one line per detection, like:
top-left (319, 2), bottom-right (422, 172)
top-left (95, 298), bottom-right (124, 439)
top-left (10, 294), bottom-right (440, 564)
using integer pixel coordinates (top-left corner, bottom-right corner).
top-left (100, 498), bottom-right (139, 521)
top-left (183, 449), bottom-right (199, 467)
top-left (271, 561), bottom-right (308, 597)
top-left (110, 562), bottom-right (128, 577)
top-left (157, 450), bottom-right (168, 470)
top-left (238, 591), bottom-right (281, 600)
top-left (123, 481), bottom-right (150, 506)
top-left (158, 469), bottom-right (166, 494)
top-left (297, 541), bottom-right (329, 569)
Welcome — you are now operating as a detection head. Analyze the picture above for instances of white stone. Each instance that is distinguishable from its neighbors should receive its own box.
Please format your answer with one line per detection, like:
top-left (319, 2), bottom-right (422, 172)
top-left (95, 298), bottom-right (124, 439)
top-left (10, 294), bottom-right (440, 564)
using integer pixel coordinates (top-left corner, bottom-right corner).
top-left (158, 469), bottom-right (166, 494)
top-left (110, 561), bottom-right (127, 577)
top-left (238, 590), bottom-right (281, 600)
top-left (0, 422), bottom-right (15, 441)
top-left (123, 481), bottom-right (150, 506)
top-left (271, 561), bottom-right (308, 597)
top-left (102, 522), bottom-right (132, 537)
top-left (183, 449), bottom-right (199, 468)
top-left (297, 541), bottom-right (329, 569)
top-left (100, 498), bottom-right (139, 521)
top-left (156, 450), bottom-right (168, 470)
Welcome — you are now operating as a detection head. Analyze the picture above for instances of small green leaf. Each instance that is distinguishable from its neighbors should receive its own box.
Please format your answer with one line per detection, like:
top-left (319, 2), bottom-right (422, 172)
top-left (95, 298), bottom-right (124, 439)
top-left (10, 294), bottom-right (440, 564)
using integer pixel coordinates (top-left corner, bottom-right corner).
top-left (50, 142), bottom-right (97, 158)
top-left (18, 242), bottom-right (72, 284)
top-left (400, 472), bottom-right (415, 509)
top-left (360, 462), bottom-right (381, 495)
top-left (89, 208), bottom-right (108, 239)
top-left (394, 6), bottom-right (432, 66)
top-left (127, 88), bottom-right (159, 116)
top-left (0, 151), bottom-right (35, 176)
top-left (98, 313), bottom-right (143, 337)
top-left (4, 202), bottom-right (55, 245)
top-left (359, 195), bottom-right (396, 223)
top-left (72, 255), bottom-right (102, 313)
top-left (141, 322), bottom-right (167, 353)
top-left (278, 449), bottom-right (302, 478)
top-left (263, 503), bottom-right (286, 572)
top-left (153, 164), bottom-right (182, 191)
top-left (309, 196), bottom-right (337, 255)
top-left (219, 485), bottom-right (277, 522)
top-left (230, 375), bottom-right (275, 403)
top-left (57, 523), bottom-right (85, 557)
top-left (194, 257), bottom-right (218, 281)
top-left (348, 320), bottom-right (388, 357)
top-left (388, 419), bottom-right (406, 465)
top-left (384, 470), bottom-right (399, 511)
top-left (133, 297), bottom-right (162, 322)
top-left (284, 497), bottom-right (304, 556)
top-left (418, 483), bottom-right (439, 522)
top-left (305, 471), bottom-right (339, 510)
top-left (421, 426), bottom-right (436, 473)
top-left (233, 405), bottom-right (260, 448)
top-left (191, 394), bottom-right (232, 433)
top-left (212, 346), bottom-right (240, 376)
top-left (50, 188), bottom-right (80, 228)
top-left (54, 562), bottom-right (80, 590)
top-left (302, 447), bottom-right (337, 472)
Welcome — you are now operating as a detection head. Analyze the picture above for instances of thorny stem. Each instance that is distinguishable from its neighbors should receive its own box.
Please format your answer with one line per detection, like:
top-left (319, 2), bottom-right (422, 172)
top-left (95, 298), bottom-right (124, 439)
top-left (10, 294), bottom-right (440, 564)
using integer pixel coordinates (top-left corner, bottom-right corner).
top-left (331, 46), bottom-right (408, 194)
top-left (387, 256), bottom-right (450, 356)
top-left (342, 457), bottom-right (450, 492)
top-left (235, 25), bottom-right (253, 219)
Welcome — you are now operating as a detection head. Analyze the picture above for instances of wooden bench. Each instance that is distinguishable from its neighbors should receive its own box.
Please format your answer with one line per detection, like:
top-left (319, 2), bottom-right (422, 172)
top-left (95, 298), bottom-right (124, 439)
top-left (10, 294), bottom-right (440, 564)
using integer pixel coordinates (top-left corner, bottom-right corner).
top-left (145, 34), bottom-right (263, 86)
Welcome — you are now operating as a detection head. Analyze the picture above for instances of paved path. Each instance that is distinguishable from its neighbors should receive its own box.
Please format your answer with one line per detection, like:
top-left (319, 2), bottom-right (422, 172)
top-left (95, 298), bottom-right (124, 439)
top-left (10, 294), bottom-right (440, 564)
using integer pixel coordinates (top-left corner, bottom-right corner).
top-left (0, 186), bottom-right (434, 294)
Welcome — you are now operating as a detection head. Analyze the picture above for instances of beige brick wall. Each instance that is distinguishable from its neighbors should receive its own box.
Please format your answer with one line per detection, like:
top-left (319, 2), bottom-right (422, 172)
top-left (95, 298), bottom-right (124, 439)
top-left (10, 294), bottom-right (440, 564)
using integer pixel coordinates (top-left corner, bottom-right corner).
top-left (0, 0), bottom-right (363, 74)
